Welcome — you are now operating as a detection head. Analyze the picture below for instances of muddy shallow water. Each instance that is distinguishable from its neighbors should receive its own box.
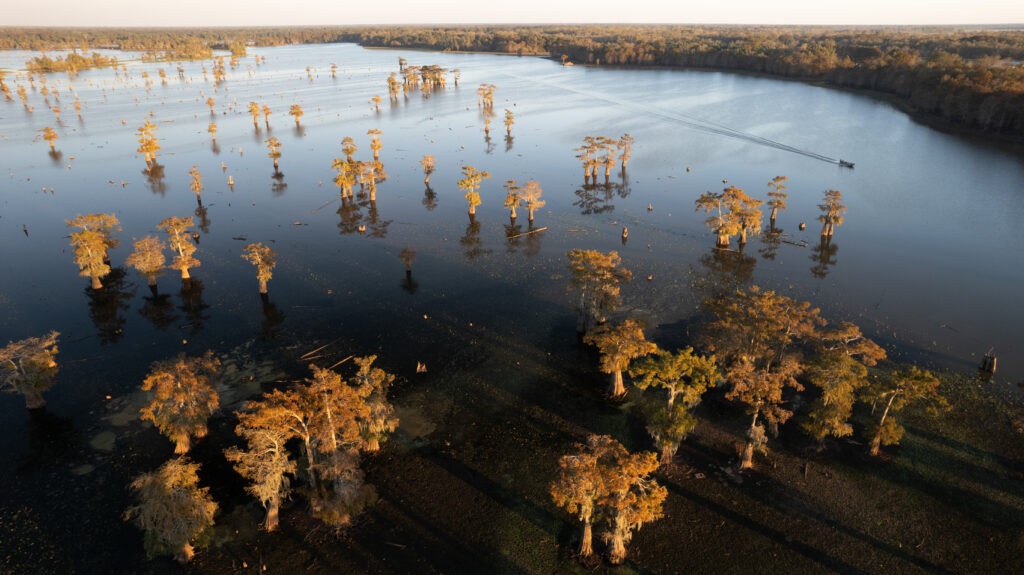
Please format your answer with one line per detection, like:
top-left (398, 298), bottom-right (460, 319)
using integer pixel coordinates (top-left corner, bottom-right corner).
top-left (0, 43), bottom-right (1022, 572)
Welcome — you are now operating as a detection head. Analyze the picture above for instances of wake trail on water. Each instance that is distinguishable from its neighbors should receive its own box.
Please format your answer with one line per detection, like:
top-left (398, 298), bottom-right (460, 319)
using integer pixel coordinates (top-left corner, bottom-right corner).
top-left (498, 70), bottom-right (842, 165)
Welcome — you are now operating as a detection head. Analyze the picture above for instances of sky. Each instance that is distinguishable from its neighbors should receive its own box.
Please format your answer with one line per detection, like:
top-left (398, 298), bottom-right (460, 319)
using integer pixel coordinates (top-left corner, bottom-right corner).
top-left (2, 0), bottom-right (1022, 27)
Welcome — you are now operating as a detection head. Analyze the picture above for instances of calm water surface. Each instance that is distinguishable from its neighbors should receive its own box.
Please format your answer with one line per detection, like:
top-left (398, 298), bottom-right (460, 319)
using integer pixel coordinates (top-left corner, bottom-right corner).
top-left (0, 43), bottom-right (1022, 557)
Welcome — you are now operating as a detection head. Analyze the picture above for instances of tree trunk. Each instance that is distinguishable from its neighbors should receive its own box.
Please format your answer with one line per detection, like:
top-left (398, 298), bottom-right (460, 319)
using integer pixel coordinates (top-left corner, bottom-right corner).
top-left (580, 519), bottom-right (593, 557)
top-left (609, 371), bottom-right (626, 398)
top-left (870, 393), bottom-right (897, 456)
top-left (147, 275), bottom-right (157, 287)
top-left (259, 280), bottom-right (268, 295)
top-left (740, 411), bottom-right (759, 469)
top-left (424, 175), bottom-right (430, 185)
top-left (770, 207), bottom-right (778, 222)
top-left (174, 435), bottom-right (191, 454)
top-left (181, 267), bottom-right (190, 280)
top-left (303, 436), bottom-right (318, 488)
top-left (510, 206), bottom-right (517, 220)
top-left (661, 444), bottom-right (675, 466)
top-left (740, 228), bottom-right (748, 244)
top-left (821, 222), bottom-right (829, 237)
top-left (608, 516), bottom-right (628, 564)
top-left (468, 205), bottom-right (476, 216)
top-left (176, 542), bottom-right (194, 564)
top-left (528, 208), bottom-right (535, 223)
top-left (91, 276), bottom-right (103, 290)
top-left (265, 496), bottom-right (280, 531)
top-left (717, 233), bottom-right (730, 247)
top-left (273, 158), bottom-right (278, 169)
top-left (739, 441), bottom-right (754, 469)
top-left (23, 386), bottom-right (46, 410)
top-left (366, 438), bottom-right (380, 452)
top-left (49, 142), bottom-right (55, 150)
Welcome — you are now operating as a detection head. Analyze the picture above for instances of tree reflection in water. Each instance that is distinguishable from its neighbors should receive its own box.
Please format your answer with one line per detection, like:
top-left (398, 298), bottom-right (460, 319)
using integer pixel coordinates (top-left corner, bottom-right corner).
top-left (260, 293), bottom-right (285, 340)
top-left (86, 267), bottom-right (134, 344)
top-left (810, 237), bottom-right (839, 279)
top-left (179, 278), bottom-right (210, 334)
top-left (460, 215), bottom-right (491, 260)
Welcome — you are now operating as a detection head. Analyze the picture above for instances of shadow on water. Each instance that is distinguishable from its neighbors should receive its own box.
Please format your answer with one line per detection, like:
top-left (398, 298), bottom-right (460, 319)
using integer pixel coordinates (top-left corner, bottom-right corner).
top-left (24, 408), bottom-right (81, 471)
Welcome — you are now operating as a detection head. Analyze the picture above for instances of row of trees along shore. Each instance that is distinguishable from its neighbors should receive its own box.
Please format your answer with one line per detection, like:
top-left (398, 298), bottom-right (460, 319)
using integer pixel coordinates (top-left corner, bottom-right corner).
top-left (2, 25), bottom-right (1022, 137)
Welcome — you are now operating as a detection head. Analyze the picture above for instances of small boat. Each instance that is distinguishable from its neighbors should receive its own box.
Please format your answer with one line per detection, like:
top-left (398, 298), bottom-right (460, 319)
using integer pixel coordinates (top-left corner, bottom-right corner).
top-left (839, 159), bottom-right (855, 168)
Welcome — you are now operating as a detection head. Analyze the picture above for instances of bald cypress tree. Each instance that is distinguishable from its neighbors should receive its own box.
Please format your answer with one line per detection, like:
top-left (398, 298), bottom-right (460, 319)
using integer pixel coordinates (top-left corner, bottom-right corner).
top-left (584, 319), bottom-right (657, 398)
top-left (124, 457), bottom-right (217, 563)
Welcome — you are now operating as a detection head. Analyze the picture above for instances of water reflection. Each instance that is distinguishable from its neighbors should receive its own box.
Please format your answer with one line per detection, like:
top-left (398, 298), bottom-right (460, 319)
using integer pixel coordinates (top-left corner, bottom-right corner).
top-left (693, 247), bottom-right (757, 299)
top-left (810, 237), bottom-right (839, 279)
top-left (759, 230), bottom-right (781, 261)
top-left (399, 248), bottom-right (418, 295)
top-left (259, 293), bottom-right (285, 340)
top-left (504, 221), bottom-right (522, 253)
top-left (336, 196), bottom-right (364, 235)
top-left (194, 202), bottom-right (211, 234)
top-left (573, 183), bottom-right (615, 215)
top-left (179, 278), bottom-right (210, 334)
top-left (504, 134), bottom-right (514, 153)
top-left (210, 140), bottom-right (220, 155)
top-left (422, 185), bottom-right (438, 211)
top-left (86, 268), bottom-right (134, 344)
top-left (271, 170), bottom-right (287, 195)
top-left (139, 289), bottom-right (178, 331)
top-left (460, 214), bottom-right (490, 260)
top-left (364, 199), bottom-right (391, 239)
top-left (47, 149), bottom-right (63, 164)
top-left (503, 222), bottom-right (544, 257)
top-left (143, 162), bottom-right (166, 196)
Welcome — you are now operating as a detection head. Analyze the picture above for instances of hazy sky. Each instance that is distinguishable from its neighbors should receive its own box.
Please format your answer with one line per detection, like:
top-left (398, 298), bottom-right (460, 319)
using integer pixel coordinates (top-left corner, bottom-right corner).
top-left (4, 0), bottom-right (1023, 27)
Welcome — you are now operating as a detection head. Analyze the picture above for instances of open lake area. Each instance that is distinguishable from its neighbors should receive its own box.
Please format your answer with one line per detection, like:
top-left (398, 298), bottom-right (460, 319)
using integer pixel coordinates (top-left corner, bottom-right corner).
top-left (1, 15), bottom-right (1023, 575)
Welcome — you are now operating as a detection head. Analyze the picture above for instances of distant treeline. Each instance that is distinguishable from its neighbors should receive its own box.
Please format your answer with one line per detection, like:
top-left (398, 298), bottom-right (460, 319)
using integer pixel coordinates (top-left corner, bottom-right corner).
top-left (2, 25), bottom-right (1023, 137)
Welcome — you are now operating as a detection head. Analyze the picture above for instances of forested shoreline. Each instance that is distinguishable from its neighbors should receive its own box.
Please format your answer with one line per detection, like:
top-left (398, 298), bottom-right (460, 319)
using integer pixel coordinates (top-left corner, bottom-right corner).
top-left (2, 25), bottom-right (1023, 138)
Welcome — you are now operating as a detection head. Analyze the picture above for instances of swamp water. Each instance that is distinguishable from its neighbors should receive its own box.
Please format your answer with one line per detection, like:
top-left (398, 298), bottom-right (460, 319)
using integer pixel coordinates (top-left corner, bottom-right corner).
top-left (0, 43), bottom-right (1022, 572)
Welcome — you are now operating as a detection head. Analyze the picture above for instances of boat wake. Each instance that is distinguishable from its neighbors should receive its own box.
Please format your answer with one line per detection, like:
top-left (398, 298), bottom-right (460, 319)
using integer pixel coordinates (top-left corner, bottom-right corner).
top-left (500, 70), bottom-right (848, 166)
